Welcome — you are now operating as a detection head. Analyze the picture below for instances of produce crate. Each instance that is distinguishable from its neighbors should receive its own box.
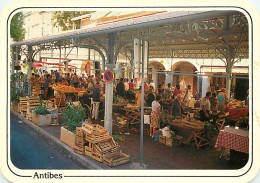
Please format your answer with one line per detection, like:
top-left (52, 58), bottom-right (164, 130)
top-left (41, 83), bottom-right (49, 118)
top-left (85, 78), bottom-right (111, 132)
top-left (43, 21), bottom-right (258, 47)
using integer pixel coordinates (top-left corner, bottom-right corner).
top-left (165, 137), bottom-right (172, 147)
top-left (175, 135), bottom-right (183, 143)
top-left (82, 123), bottom-right (107, 135)
top-left (103, 151), bottom-right (130, 167)
top-left (91, 151), bottom-right (103, 162)
top-left (85, 132), bottom-right (110, 143)
top-left (73, 145), bottom-right (84, 155)
top-left (51, 116), bottom-right (59, 125)
top-left (97, 138), bottom-right (119, 154)
top-left (19, 97), bottom-right (27, 116)
top-left (75, 136), bottom-right (84, 148)
top-left (76, 127), bottom-right (84, 137)
top-left (84, 145), bottom-right (93, 157)
top-left (159, 134), bottom-right (166, 144)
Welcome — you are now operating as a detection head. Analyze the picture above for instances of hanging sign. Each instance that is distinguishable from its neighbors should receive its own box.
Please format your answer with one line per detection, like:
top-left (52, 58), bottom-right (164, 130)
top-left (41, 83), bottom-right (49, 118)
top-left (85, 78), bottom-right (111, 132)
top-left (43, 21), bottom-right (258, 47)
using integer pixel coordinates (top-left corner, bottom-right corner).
top-left (103, 70), bottom-right (113, 83)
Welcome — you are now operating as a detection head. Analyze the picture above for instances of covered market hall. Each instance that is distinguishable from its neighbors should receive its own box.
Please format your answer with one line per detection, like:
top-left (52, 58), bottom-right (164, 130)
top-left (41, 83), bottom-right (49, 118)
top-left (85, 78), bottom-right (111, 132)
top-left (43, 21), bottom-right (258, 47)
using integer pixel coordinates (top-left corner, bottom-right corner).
top-left (10, 10), bottom-right (250, 169)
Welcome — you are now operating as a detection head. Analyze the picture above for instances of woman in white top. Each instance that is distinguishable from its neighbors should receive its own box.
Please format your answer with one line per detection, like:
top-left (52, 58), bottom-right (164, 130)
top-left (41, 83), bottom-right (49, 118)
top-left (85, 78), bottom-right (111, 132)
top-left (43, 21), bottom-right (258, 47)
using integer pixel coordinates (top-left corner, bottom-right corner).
top-left (183, 85), bottom-right (192, 106)
top-left (150, 95), bottom-right (162, 137)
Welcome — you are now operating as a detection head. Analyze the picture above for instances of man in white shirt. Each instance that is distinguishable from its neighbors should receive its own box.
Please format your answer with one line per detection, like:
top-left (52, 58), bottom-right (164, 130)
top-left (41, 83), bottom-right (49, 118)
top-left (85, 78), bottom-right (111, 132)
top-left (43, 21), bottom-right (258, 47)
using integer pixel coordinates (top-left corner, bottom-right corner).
top-left (199, 91), bottom-right (211, 122)
top-left (124, 78), bottom-right (129, 91)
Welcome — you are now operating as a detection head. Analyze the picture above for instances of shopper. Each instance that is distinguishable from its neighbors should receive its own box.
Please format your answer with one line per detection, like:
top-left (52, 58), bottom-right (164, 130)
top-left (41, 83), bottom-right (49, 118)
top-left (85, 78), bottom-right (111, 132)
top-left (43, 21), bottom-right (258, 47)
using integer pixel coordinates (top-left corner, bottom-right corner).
top-left (173, 84), bottom-right (182, 97)
top-left (217, 88), bottom-right (228, 113)
top-left (65, 73), bottom-right (71, 85)
top-left (116, 78), bottom-right (125, 97)
top-left (200, 91), bottom-right (211, 122)
top-left (43, 74), bottom-right (52, 100)
top-left (183, 85), bottom-right (192, 106)
top-left (135, 87), bottom-right (142, 107)
top-left (71, 73), bottom-right (80, 88)
top-left (171, 94), bottom-right (185, 117)
top-left (150, 95), bottom-right (162, 137)
top-left (54, 70), bottom-right (60, 82)
top-left (129, 79), bottom-right (135, 90)
top-left (124, 78), bottom-right (129, 91)
top-left (92, 82), bottom-right (101, 120)
top-left (246, 89), bottom-right (249, 107)
top-left (210, 93), bottom-right (218, 113)
top-left (146, 86), bottom-right (156, 107)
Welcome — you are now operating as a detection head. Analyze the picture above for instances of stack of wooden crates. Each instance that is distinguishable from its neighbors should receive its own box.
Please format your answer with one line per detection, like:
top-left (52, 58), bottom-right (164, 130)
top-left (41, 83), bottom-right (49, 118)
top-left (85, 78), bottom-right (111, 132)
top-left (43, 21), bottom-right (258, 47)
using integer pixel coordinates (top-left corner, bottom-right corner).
top-left (74, 123), bottom-right (130, 167)
top-left (19, 97), bottom-right (28, 117)
top-left (26, 96), bottom-right (40, 121)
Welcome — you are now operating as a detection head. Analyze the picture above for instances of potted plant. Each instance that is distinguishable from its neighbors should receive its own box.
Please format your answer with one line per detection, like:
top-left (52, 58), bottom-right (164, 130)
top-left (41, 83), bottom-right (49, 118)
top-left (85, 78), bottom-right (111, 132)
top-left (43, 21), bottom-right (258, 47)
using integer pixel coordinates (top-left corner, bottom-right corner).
top-left (60, 103), bottom-right (86, 148)
top-left (10, 72), bottom-right (25, 112)
top-left (32, 106), bottom-right (51, 126)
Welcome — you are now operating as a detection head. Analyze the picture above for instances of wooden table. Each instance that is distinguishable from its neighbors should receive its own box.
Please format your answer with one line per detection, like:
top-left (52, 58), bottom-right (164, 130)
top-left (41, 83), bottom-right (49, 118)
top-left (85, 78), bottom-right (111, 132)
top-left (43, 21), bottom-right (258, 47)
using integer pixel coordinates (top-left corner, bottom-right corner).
top-left (122, 107), bottom-right (141, 125)
top-left (168, 118), bottom-right (209, 148)
top-left (215, 130), bottom-right (249, 156)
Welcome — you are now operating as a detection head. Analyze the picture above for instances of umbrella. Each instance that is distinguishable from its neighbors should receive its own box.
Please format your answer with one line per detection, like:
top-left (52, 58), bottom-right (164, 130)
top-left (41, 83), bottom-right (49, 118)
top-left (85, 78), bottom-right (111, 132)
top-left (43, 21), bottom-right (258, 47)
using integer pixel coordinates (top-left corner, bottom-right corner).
top-left (32, 62), bottom-right (43, 67)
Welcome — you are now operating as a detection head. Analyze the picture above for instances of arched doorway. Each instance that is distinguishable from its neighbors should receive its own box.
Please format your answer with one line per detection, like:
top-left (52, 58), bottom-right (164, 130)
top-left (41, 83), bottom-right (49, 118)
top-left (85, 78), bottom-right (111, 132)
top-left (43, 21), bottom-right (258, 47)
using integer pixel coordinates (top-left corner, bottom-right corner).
top-left (148, 61), bottom-right (166, 88)
top-left (171, 61), bottom-right (198, 94)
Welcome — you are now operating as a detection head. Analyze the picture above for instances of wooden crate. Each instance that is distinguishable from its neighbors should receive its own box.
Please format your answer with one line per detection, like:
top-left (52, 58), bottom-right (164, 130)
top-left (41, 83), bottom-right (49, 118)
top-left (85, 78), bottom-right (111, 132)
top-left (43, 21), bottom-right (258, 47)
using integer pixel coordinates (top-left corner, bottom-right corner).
top-left (159, 134), bottom-right (166, 144)
top-left (85, 132), bottom-right (110, 143)
top-left (175, 135), bottom-right (183, 143)
top-left (84, 145), bottom-right (93, 157)
top-left (82, 123), bottom-right (107, 135)
top-left (75, 136), bottom-right (84, 148)
top-left (97, 138), bottom-right (119, 154)
top-left (76, 127), bottom-right (84, 137)
top-left (73, 145), bottom-right (84, 155)
top-left (165, 137), bottom-right (172, 147)
top-left (51, 116), bottom-right (59, 125)
top-left (103, 151), bottom-right (130, 167)
top-left (91, 151), bottom-right (103, 162)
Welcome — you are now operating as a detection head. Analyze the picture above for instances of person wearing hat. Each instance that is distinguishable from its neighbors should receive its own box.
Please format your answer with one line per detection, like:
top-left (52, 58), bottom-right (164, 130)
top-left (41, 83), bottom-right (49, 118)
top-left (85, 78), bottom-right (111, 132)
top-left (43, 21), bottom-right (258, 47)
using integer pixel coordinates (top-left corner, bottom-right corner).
top-left (217, 88), bottom-right (228, 113)
top-left (171, 94), bottom-right (185, 117)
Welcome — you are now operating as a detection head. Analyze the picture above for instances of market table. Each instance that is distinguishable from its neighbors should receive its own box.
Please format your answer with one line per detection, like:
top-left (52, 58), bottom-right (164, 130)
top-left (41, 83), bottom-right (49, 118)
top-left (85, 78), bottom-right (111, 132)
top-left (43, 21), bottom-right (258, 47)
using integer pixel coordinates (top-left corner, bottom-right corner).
top-left (214, 130), bottom-right (249, 154)
top-left (227, 107), bottom-right (249, 119)
top-left (122, 107), bottom-right (141, 125)
top-left (54, 85), bottom-right (85, 109)
top-left (168, 118), bottom-right (209, 148)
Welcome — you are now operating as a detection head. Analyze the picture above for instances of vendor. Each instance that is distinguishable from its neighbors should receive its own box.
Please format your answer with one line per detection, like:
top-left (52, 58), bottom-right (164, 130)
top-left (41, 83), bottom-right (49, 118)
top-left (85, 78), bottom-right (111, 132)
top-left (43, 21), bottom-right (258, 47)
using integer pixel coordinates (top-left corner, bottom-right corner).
top-left (43, 74), bottom-right (52, 100)
top-left (200, 91), bottom-right (211, 122)
top-left (135, 87), bottom-right (142, 107)
top-left (60, 78), bottom-right (69, 86)
top-left (150, 95), bottom-right (162, 137)
top-left (217, 88), bottom-right (228, 113)
top-left (173, 84), bottom-right (182, 97)
top-left (146, 86), bottom-right (156, 107)
top-left (171, 94), bottom-right (185, 117)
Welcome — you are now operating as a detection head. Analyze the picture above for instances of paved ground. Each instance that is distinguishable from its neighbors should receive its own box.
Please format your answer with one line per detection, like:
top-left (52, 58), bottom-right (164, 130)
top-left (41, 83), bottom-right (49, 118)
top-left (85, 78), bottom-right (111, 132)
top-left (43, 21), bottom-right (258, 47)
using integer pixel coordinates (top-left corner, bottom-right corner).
top-left (10, 113), bottom-right (88, 169)
top-left (10, 111), bottom-right (248, 170)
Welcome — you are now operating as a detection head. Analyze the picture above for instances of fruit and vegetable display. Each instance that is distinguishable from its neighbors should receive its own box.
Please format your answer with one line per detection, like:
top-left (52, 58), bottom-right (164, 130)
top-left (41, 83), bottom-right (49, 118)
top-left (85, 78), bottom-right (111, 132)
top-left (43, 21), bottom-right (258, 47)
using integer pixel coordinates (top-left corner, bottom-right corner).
top-left (54, 85), bottom-right (85, 93)
top-left (227, 100), bottom-right (246, 109)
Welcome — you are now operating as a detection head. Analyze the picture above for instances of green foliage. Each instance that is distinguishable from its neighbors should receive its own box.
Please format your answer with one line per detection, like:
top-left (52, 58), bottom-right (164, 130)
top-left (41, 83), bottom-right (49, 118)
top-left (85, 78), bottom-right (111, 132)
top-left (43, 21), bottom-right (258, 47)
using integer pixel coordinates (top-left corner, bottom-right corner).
top-left (10, 72), bottom-right (26, 104)
top-left (33, 106), bottom-right (50, 115)
top-left (112, 134), bottom-right (125, 142)
top-left (51, 11), bottom-right (93, 31)
top-left (10, 12), bottom-right (25, 41)
top-left (61, 103), bottom-right (86, 134)
top-left (163, 109), bottom-right (169, 116)
top-left (171, 136), bottom-right (179, 144)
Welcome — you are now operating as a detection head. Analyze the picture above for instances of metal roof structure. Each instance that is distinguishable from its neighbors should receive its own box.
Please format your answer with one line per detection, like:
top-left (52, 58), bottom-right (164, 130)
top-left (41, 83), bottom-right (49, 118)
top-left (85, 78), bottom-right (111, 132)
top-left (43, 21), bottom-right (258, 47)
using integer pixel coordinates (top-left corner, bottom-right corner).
top-left (11, 10), bottom-right (248, 64)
